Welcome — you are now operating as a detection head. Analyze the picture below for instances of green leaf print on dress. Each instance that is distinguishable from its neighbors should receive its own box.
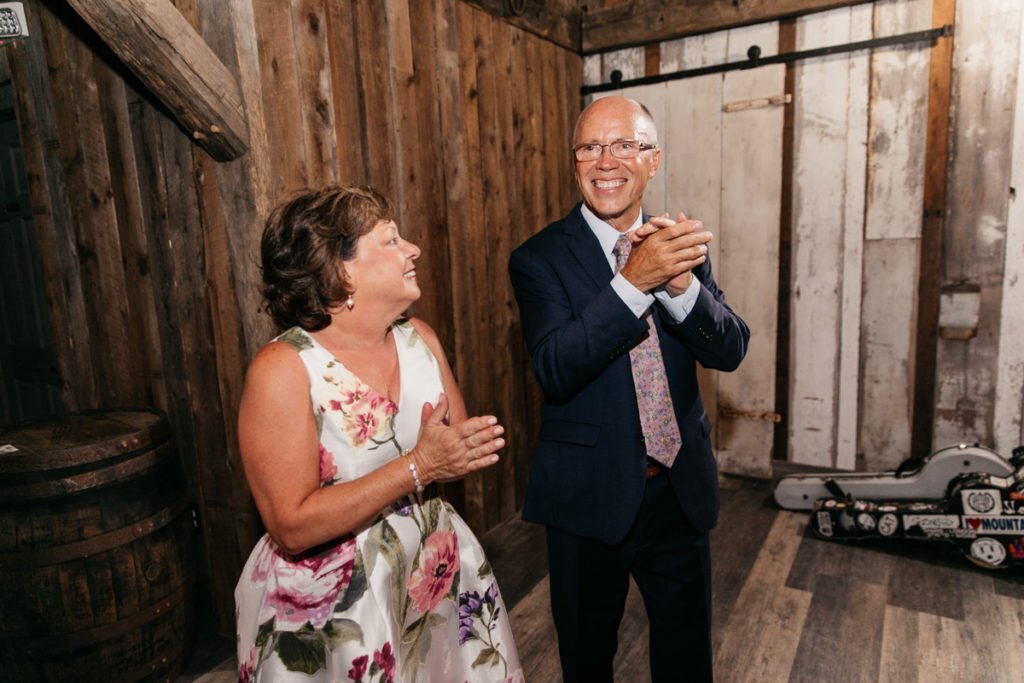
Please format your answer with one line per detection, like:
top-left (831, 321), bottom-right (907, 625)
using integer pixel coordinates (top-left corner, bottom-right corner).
top-left (277, 326), bottom-right (315, 351)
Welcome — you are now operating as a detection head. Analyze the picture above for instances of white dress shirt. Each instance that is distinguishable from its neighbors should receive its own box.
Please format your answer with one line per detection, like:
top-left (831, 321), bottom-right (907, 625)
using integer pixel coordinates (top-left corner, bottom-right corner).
top-left (580, 203), bottom-right (701, 323)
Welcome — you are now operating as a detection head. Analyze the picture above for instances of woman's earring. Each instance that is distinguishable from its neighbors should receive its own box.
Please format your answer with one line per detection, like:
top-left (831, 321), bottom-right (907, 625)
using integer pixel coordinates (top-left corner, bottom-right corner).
top-left (346, 295), bottom-right (354, 310)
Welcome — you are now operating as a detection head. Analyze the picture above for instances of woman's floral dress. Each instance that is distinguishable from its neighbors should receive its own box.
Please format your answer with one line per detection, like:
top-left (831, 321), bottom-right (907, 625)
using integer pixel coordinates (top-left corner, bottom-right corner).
top-left (235, 322), bottom-right (523, 682)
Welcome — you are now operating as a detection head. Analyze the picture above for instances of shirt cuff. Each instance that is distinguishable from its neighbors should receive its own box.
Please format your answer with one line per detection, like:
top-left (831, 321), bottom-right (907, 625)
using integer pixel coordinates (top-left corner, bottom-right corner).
top-left (611, 273), bottom-right (655, 318)
top-left (654, 277), bottom-right (702, 323)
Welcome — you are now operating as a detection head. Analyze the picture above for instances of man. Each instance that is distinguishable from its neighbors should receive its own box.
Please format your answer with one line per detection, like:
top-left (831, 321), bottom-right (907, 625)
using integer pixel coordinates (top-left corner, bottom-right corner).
top-left (508, 96), bottom-right (749, 682)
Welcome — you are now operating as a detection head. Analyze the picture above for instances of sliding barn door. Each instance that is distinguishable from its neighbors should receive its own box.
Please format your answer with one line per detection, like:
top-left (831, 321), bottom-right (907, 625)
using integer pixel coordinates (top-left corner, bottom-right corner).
top-left (606, 22), bottom-right (785, 478)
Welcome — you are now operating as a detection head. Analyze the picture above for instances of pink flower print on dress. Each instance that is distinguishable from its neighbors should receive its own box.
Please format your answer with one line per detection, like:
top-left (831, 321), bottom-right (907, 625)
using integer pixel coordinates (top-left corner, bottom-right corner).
top-left (247, 540), bottom-right (275, 583)
top-left (369, 394), bottom-right (398, 416)
top-left (238, 648), bottom-right (255, 683)
top-left (265, 540), bottom-right (356, 629)
top-left (343, 387), bottom-right (368, 405)
top-left (318, 444), bottom-right (338, 484)
top-left (329, 375), bottom-right (400, 447)
top-left (347, 654), bottom-right (368, 682)
top-left (373, 642), bottom-right (396, 682)
top-left (407, 531), bottom-right (460, 614)
top-left (350, 411), bottom-right (380, 446)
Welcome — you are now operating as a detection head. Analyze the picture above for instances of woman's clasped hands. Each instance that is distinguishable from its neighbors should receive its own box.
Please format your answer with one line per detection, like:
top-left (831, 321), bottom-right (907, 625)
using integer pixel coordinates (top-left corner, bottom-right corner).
top-left (408, 393), bottom-right (505, 484)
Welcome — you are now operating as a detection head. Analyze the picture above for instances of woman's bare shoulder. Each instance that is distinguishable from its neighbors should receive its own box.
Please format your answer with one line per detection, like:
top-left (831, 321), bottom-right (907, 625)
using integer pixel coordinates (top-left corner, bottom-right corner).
top-left (245, 338), bottom-right (308, 389)
top-left (406, 317), bottom-right (446, 356)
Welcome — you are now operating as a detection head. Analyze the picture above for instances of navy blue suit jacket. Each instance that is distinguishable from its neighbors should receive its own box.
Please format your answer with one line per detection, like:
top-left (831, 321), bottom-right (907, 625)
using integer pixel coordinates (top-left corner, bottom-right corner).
top-left (509, 203), bottom-right (750, 544)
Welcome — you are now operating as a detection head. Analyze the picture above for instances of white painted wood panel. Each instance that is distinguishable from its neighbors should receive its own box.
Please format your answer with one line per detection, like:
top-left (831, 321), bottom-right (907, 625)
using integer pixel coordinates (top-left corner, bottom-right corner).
top-left (716, 22), bottom-right (784, 477)
top-left (995, 4), bottom-right (1024, 454)
top-left (858, 0), bottom-right (931, 470)
top-left (660, 31), bottom-right (728, 257)
top-left (661, 32), bottom-right (729, 448)
top-left (789, 5), bottom-right (870, 469)
top-left (934, 0), bottom-right (1022, 449)
top-left (860, 238), bottom-right (919, 472)
top-left (660, 28), bottom-right (730, 75)
top-left (601, 46), bottom-right (644, 84)
top-left (582, 54), bottom-right (601, 87)
top-left (864, 0), bottom-right (930, 242)
top-left (836, 5), bottom-right (873, 471)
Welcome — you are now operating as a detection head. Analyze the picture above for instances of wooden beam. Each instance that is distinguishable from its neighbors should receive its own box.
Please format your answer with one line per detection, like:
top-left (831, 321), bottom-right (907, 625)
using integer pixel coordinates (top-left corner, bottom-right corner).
top-left (911, 0), bottom-right (956, 459)
top-left (64, 0), bottom-right (249, 161)
top-left (582, 0), bottom-right (872, 54)
top-left (460, 0), bottom-right (580, 52)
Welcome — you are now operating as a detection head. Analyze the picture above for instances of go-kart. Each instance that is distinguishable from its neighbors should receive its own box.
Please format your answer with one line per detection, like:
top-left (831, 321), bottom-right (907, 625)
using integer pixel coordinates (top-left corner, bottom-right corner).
top-left (799, 445), bottom-right (1024, 569)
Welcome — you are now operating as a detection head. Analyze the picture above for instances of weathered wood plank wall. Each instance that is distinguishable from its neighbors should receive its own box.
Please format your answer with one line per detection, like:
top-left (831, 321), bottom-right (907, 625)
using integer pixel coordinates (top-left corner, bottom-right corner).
top-left (0, 68), bottom-right (63, 426)
top-left (5, 0), bottom-right (580, 632)
top-left (998, 6), bottom-right (1024, 453)
top-left (584, 0), bottom-right (1024, 475)
top-left (934, 0), bottom-right (1020, 450)
top-left (790, 4), bottom-right (869, 472)
top-left (859, 0), bottom-right (933, 472)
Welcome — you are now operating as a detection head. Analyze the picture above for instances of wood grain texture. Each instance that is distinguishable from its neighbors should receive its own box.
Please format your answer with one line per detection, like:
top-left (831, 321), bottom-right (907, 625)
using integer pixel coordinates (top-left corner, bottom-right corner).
top-left (459, 0), bottom-right (580, 51)
top-left (64, 0), bottom-right (249, 161)
top-left (933, 0), bottom-right (1021, 449)
top-left (291, 0), bottom-right (337, 189)
top-left (911, 0), bottom-right (955, 461)
top-left (996, 2), bottom-right (1024, 454)
top-left (95, 70), bottom-right (168, 411)
top-left (788, 5), bottom-right (869, 469)
top-left (858, 238), bottom-right (918, 472)
top-left (859, 0), bottom-right (931, 471)
top-left (660, 30), bottom-right (728, 453)
top-left (582, 0), bottom-right (872, 53)
top-left (9, 1), bottom-right (98, 409)
top-left (252, 0), bottom-right (307, 193)
top-left (483, 15), bottom-right (525, 524)
top-left (196, 0), bottom-right (276, 359)
top-left (46, 28), bottom-right (137, 408)
top-left (8, 0), bottom-right (578, 636)
top-left (714, 22), bottom-right (784, 479)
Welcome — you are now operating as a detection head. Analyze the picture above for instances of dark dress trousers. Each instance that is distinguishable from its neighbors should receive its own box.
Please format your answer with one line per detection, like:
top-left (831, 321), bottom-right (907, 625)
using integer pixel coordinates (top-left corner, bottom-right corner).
top-left (508, 203), bottom-right (750, 681)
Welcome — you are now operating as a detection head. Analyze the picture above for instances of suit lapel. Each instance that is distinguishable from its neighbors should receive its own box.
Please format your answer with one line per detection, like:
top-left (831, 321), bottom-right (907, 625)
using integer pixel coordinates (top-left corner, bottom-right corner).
top-left (562, 204), bottom-right (613, 291)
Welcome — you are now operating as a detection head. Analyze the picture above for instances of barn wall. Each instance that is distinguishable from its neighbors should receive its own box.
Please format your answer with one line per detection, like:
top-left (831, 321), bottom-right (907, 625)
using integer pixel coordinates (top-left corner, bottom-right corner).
top-left (5, 0), bottom-right (580, 632)
top-left (584, 0), bottom-right (1024, 474)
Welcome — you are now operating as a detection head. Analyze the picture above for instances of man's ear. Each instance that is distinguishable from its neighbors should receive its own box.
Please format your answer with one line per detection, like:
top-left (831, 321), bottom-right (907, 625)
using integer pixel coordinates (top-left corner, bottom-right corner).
top-left (648, 148), bottom-right (661, 179)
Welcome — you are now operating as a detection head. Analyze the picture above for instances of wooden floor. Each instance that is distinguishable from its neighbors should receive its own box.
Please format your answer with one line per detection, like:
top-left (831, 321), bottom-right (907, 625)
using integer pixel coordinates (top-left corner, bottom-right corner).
top-left (177, 476), bottom-right (1024, 682)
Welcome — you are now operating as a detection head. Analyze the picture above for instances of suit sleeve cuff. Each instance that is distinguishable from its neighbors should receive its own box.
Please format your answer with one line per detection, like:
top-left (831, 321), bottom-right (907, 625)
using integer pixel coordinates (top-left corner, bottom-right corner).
top-left (654, 277), bottom-right (702, 323)
top-left (611, 273), bottom-right (655, 318)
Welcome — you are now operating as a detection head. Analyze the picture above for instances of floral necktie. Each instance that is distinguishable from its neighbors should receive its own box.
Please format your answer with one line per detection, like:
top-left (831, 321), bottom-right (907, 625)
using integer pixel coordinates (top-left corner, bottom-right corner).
top-left (613, 233), bottom-right (682, 468)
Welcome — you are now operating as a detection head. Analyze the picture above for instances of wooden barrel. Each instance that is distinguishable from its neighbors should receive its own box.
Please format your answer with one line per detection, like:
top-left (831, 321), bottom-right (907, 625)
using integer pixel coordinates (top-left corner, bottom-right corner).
top-left (0, 409), bottom-right (195, 682)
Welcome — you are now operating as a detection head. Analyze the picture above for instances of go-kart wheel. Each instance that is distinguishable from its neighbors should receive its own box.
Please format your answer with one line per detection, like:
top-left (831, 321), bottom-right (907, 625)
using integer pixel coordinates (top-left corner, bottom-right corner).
top-left (966, 537), bottom-right (1008, 569)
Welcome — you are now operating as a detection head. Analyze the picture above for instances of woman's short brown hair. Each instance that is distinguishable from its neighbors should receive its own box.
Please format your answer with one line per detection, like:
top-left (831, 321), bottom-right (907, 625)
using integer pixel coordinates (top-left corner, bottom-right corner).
top-left (261, 185), bottom-right (394, 331)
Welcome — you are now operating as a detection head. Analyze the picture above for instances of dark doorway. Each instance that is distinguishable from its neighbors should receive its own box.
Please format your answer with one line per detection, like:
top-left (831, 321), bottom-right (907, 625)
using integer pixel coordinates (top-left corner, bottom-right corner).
top-left (0, 78), bottom-right (61, 431)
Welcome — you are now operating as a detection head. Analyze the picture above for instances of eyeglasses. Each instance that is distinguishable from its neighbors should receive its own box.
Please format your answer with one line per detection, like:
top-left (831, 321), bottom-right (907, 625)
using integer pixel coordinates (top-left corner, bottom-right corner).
top-left (572, 139), bottom-right (658, 162)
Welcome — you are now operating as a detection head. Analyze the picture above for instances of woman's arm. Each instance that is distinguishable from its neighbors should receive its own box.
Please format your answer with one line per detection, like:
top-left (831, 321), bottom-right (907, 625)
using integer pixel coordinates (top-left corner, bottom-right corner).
top-left (238, 341), bottom-right (423, 553)
top-left (238, 338), bottom-right (504, 555)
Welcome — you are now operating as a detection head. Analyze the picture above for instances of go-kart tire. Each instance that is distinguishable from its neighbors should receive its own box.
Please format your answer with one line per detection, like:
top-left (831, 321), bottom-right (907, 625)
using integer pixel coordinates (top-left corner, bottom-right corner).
top-left (965, 536), bottom-right (1008, 569)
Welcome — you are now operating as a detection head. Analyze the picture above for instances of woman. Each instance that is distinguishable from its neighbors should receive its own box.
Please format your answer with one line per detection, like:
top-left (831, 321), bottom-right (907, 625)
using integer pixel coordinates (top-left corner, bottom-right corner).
top-left (234, 186), bottom-right (522, 682)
